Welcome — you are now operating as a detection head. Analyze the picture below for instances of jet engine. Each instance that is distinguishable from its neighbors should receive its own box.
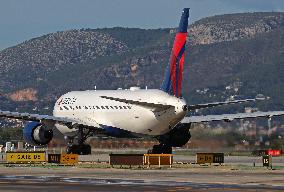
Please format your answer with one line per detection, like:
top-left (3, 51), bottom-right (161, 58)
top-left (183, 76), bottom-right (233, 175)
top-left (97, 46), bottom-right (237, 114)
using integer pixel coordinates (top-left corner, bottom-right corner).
top-left (157, 123), bottom-right (191, 147)
top-left (23, 121), bottom-right (53, 146)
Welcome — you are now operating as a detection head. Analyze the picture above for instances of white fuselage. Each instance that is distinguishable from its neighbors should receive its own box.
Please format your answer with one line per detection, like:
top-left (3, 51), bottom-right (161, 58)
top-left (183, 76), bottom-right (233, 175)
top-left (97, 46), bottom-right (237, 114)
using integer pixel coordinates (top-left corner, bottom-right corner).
top-left (53, 88), bottom-right (187, 137)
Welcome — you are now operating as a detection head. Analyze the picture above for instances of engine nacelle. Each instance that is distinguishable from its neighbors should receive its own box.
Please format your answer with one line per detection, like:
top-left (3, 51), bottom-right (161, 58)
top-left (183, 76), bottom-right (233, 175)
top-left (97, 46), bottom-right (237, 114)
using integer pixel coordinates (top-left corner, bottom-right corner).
top-left (23, 121), bottom-right (53, 146)
top-left (158, 123), bottom-right (191, 147)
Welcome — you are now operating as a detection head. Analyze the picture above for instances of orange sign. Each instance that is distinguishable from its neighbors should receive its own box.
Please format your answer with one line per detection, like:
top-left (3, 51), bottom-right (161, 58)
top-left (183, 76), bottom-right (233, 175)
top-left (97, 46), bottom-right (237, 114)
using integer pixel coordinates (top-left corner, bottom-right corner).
top-left (60, 154), bottom-right (78, 164)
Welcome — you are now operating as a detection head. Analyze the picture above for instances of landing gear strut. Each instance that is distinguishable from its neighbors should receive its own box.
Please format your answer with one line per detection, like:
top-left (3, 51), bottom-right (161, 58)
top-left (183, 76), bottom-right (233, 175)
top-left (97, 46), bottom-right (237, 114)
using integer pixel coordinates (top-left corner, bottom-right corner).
top-left (66, 126), bottom-right (92, 155)
top-left (148, 144), bottom-right (172, 154)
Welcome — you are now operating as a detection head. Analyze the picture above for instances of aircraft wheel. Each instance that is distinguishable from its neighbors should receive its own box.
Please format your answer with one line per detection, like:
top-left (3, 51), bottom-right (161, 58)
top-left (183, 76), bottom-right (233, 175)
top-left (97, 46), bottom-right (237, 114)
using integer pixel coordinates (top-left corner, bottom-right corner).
top-left (151, 145), bottom-right (162, 154)
top-left (66, 145), bottom-right (79, 154)
top-left (150, 144), bottom-right (172, 154)
top-left (66, 144), bottom-right (91, 155)
top-left (162, 145), bottom-right (172, 154)
top-left (66, 145), bottom-right (73, 154)
top-left (80, 144), bottom-right (91, 155)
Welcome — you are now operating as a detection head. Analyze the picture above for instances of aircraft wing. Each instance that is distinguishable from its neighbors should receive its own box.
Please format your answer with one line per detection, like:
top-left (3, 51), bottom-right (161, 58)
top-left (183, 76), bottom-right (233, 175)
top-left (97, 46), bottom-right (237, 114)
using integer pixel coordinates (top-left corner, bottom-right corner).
top-left (186, 98), bottom-right (265, 111)
top-left (0, 110), bottom-right (98, 128)
top-left (100, 96), bottom-right (175, 112)
top-left (181, 111), bottom-right (284, 123)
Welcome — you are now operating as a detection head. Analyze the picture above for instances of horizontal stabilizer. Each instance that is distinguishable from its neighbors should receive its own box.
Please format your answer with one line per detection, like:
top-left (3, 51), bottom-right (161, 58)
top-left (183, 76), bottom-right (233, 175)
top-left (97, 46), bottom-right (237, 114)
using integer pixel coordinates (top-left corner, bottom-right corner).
top-left (186, 98), bottom-right (265, 111)
top-left (181, 111), bottom-right (284, 123)
top-left (100, 96), bottom-right (175, 112)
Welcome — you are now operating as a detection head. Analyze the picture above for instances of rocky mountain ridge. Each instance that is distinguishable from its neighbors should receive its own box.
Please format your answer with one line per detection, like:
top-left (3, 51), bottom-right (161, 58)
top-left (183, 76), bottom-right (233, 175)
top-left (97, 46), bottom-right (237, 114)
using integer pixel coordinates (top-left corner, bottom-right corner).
top-left (190, 12), bottom-right (284, 45)
top-left (1, 12), bottom-right (284, 114)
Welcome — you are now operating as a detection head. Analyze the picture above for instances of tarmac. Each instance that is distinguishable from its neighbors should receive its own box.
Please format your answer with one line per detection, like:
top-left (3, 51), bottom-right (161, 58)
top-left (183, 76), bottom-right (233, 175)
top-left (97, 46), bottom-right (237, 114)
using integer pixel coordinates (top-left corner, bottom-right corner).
top-left (0, 155), bottom-right (284, 192)
top-left (79, 153), bottom-right (284, 166)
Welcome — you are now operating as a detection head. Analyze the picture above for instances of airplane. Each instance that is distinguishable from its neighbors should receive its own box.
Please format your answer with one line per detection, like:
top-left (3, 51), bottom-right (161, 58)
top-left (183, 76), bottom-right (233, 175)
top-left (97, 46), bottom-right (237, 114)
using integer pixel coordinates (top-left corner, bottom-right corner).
top-left (1, 8), bottom-right (284, 155)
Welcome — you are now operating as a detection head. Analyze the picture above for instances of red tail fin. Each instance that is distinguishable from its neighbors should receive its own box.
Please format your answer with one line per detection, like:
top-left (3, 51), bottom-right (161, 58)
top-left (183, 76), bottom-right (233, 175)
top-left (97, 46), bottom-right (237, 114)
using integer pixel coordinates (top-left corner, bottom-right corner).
top-left (161, 8), bottom-right (189, 97)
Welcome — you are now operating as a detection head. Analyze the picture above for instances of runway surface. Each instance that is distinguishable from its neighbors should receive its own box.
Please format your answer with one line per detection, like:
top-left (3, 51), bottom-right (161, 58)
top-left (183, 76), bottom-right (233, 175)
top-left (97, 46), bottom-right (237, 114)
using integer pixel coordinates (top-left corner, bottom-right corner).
top-left (0, 163), bottom-right (283, 192)
top-left (0, 174), bottom-right (283, 192)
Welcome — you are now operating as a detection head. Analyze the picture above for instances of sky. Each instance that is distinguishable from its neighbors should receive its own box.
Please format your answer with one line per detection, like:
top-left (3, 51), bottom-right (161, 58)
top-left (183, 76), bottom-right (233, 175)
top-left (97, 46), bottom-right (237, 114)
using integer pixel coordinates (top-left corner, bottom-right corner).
top-left (1, 0), bottom-right (284, 50)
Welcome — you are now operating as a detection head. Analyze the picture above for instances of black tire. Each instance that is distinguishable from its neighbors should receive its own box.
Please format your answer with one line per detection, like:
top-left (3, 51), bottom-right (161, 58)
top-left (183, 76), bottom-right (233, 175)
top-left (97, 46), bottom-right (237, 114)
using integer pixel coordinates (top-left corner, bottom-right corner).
top-left (66, 146), bottom-right (72, 154)
top-left (66, 144), bottom-right (91, 155)
top-left (80, 144), bottom-right (91, 155)
top-left (151, 144), bottom-right (172, 154)
top-left (152, 145), bottom-right (162, 154)
top-left (161, 145), bottom-right (172, 154)
top-left (66, 145), bottom-right (78, 154)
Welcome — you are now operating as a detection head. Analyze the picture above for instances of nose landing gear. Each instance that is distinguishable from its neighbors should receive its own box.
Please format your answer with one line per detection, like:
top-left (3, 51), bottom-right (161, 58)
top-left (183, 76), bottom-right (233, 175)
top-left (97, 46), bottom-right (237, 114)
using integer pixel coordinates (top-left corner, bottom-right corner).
top-left (66, 144), bottom-right (91, 155)
top-left (65, 126), bottom-right (92, 155)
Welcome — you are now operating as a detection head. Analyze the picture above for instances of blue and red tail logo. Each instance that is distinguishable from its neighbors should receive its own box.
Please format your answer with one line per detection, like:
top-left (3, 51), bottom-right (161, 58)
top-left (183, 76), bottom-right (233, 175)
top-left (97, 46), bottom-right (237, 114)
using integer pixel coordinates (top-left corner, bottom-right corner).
top-left (161, 8), bottom-right (189, 97)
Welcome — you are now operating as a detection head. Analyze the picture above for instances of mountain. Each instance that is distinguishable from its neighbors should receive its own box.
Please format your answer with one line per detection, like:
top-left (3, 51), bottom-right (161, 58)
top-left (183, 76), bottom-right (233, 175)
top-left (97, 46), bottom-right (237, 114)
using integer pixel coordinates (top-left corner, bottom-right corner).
top-left (1, 12), bottom-right (284, 115)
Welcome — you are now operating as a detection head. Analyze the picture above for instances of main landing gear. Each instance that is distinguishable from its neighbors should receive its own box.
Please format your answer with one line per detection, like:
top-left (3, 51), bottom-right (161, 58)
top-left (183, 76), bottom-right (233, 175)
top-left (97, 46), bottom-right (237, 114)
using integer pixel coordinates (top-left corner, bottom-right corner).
top-left (148, 144), bottom-right (172, 154)
top-left (66, 126), bottom-right (92, 155)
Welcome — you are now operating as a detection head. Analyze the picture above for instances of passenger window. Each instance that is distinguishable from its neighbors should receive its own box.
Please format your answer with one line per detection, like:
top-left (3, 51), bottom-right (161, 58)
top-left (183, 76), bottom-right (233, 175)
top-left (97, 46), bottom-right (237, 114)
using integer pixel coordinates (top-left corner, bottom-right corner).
top-left (119, 106), bottom-right (123, 109)
top-left (110, 106), bottom-right (114, 109)
top-left (105, 106), bottom-right (109, 109)
top-left (96, 106), bottom-right (100, 109)
top-left (127, 106), bottom-right (131, 109)
top-left (63, 106), bottom-right (69, 110)
top-left (101, 106), bottom-right (105, 109)
top-left (123, 106), bottom-right (127, 109)
top-left (114, 106), bottom-right (118, 109)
